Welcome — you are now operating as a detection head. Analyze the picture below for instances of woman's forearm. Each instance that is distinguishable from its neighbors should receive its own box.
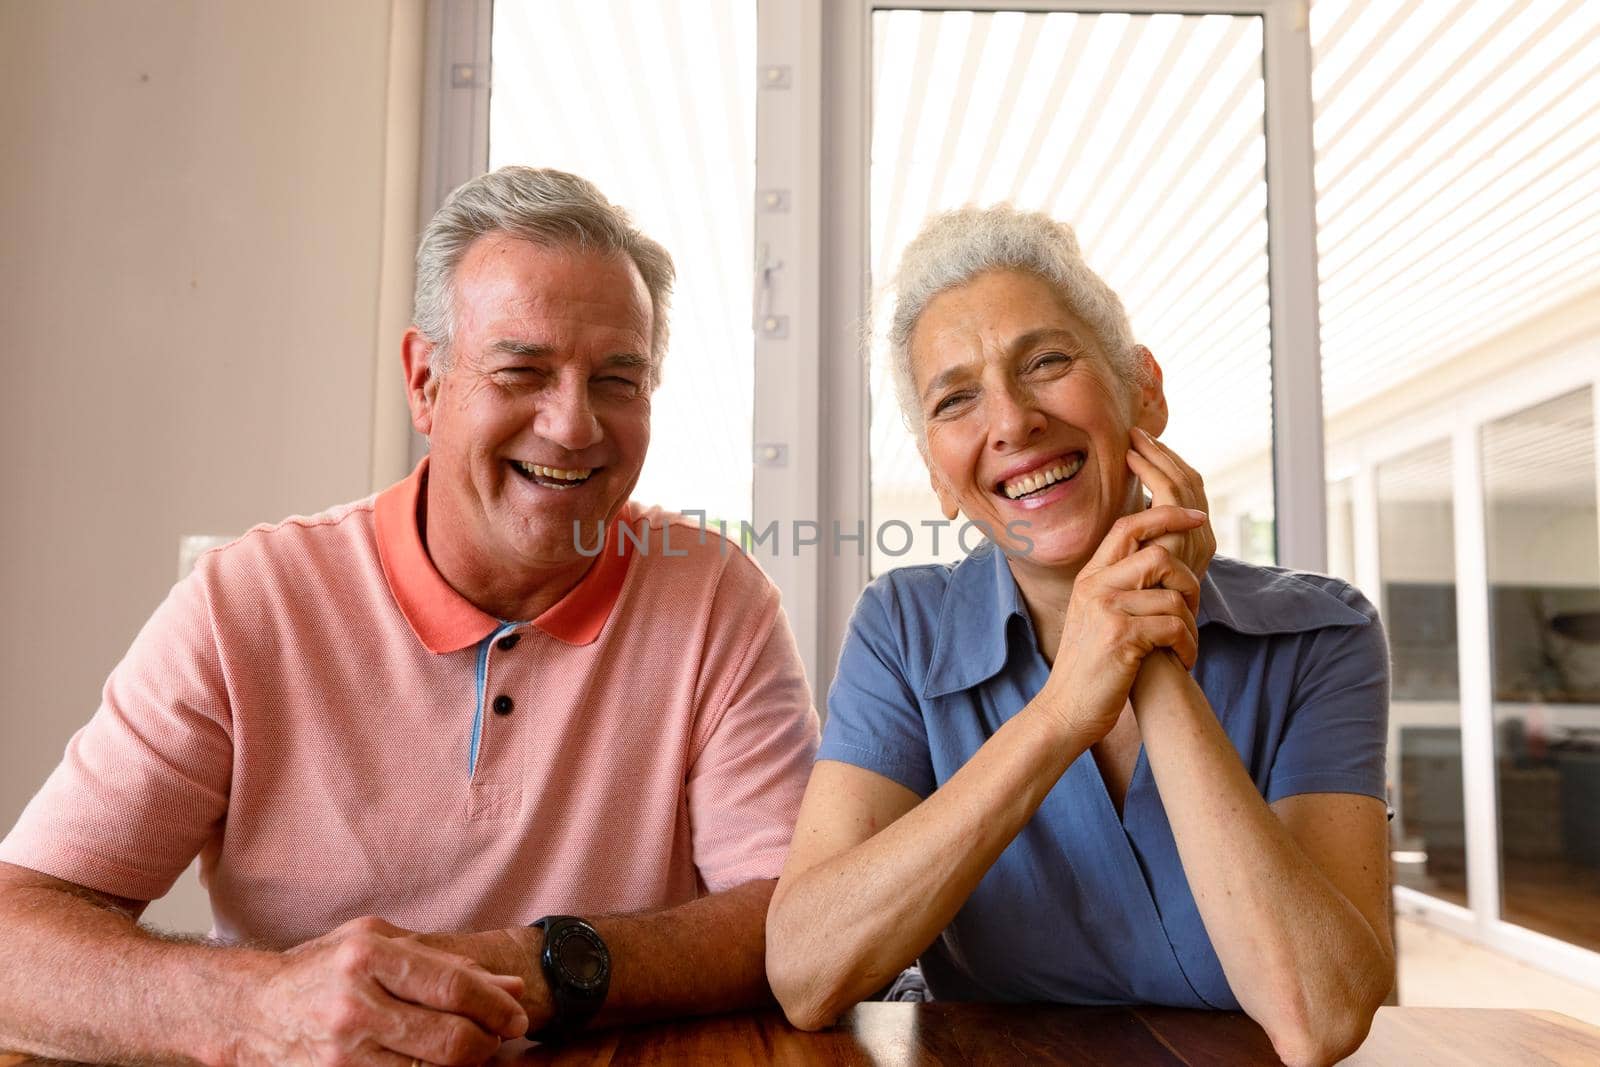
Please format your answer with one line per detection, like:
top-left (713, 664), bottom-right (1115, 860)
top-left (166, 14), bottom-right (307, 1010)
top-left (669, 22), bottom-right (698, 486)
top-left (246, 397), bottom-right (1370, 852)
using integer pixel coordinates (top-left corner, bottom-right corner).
top-left (1132, 654), bottom-right (1391, 1066)
top-left (768, 695), bottom-right (1095, 1029)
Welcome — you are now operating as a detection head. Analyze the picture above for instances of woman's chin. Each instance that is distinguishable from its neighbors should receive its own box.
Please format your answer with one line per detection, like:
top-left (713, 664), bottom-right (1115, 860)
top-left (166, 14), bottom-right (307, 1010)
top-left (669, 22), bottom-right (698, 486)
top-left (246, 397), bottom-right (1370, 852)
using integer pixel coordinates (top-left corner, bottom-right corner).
top-left (996, 530), bottom-right (1095, 572)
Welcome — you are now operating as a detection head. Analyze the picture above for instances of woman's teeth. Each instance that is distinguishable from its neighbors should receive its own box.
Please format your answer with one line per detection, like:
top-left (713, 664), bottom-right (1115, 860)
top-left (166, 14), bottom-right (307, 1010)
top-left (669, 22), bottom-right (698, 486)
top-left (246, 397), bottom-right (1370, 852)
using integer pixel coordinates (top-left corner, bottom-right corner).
top-left (512, 460), bottom-right (594, 489)
top-left (1002, 455), bottom-right (1085, 499)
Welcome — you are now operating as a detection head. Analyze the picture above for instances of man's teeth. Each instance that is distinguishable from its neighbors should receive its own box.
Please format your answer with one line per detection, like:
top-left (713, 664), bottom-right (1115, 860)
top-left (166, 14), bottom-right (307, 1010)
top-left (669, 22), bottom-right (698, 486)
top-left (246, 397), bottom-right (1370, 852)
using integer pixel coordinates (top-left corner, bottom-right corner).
top-left (1003, 456), bottom-right (1085, 499)
top-left (513, 460), bottom-right (594, 486)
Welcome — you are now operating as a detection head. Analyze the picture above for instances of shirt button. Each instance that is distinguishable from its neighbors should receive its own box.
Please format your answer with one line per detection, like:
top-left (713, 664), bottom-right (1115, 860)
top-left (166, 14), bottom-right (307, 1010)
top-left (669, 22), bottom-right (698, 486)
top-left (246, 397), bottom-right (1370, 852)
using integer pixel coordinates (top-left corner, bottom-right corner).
top-left (497, 633), bottom-right (521, 651)
top-left (492, 695), bottom-right (514, 716)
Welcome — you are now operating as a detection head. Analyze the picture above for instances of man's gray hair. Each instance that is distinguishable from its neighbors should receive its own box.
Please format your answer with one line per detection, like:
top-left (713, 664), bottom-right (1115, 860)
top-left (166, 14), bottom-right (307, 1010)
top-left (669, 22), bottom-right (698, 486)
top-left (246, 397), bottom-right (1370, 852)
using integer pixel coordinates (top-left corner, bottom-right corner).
top-left (887, 204), bottom-right (1140, 441)
top-left (413, 166), bottom-right (675, 386)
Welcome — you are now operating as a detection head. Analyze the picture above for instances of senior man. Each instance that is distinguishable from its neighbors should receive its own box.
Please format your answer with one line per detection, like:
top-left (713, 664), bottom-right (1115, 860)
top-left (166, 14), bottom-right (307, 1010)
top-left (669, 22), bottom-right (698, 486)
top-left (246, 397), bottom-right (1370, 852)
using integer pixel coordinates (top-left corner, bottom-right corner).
top-left (0, 167), bottom-right (819, 1065)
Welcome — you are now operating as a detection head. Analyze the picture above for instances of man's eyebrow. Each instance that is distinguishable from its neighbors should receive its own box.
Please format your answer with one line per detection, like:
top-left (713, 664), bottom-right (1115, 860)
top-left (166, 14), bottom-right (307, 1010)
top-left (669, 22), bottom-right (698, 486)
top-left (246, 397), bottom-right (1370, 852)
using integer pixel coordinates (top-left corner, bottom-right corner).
top-left (600, 352), bottom-right (652, 372)
top-left (487, 342), bottom-right (649, 371)
top-left (488, 340), bottom-right (554, 358)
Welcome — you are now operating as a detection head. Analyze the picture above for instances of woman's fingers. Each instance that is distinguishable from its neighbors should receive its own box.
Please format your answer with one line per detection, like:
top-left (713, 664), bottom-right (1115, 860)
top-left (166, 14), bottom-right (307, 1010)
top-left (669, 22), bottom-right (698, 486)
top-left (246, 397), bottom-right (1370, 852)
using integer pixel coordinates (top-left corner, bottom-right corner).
top-left (1125, 613), bottom-right (1198, 670)
top-left (1087, 506), bottom-right (1207, 570)
top-left (1127, 429), bottom-right (1185, 506)
top-left (1126, 448), bottom-right (1179, 510)
top-left (1130, 427), bottom-right (1206, 509)
top-left (1097, 543), bottom-right (1201, 612)
top-left (1127, 442), bottom-right (1180, 511)
top-left (1115, 589), bottom-right (1200, 662)
top-left (1127, 433), bottom-right (1216, 582)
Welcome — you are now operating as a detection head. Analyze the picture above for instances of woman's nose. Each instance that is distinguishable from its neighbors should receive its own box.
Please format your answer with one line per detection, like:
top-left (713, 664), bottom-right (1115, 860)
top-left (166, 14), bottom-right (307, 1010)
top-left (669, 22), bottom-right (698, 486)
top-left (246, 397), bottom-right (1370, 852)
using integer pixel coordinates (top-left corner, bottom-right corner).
top-left (985, 382), bottom-right (1046, 451)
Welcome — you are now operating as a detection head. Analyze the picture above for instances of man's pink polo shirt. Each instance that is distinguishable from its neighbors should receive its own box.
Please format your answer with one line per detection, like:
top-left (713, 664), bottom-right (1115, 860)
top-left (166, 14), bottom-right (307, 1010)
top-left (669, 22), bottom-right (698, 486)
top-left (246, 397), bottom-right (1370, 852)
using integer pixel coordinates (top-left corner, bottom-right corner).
top-left (0, 460), bottom-right (819, 947)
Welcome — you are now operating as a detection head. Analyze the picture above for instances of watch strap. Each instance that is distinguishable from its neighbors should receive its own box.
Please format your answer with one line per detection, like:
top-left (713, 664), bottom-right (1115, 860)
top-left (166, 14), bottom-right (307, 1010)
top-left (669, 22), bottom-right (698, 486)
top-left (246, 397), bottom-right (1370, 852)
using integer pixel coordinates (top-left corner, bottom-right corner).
top-left (529, 915), bottom-right (610, 1042)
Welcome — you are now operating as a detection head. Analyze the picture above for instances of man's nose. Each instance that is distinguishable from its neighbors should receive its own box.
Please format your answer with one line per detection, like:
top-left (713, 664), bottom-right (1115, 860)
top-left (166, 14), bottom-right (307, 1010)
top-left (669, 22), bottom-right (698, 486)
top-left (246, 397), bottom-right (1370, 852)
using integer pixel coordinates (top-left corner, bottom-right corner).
top-left (985, 380), bottom-right (1045, 451)
top-left (536, 379), bottom-right (604, 451)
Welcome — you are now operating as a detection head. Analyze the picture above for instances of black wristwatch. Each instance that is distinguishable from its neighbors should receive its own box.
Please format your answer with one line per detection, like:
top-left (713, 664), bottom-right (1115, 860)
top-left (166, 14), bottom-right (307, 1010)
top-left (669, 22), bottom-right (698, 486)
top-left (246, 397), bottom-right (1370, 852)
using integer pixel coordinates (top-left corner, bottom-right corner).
top-left (527, 915), bottom-right (610, 1042)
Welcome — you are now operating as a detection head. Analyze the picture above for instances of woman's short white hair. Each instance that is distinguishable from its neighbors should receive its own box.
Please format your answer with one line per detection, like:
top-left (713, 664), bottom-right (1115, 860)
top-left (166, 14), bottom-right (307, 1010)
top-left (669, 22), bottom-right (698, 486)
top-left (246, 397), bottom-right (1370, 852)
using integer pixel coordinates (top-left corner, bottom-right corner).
top-left (413, 166), bottom-right (674, 387)
top-left (888, 204), bottom-right (1140, 441)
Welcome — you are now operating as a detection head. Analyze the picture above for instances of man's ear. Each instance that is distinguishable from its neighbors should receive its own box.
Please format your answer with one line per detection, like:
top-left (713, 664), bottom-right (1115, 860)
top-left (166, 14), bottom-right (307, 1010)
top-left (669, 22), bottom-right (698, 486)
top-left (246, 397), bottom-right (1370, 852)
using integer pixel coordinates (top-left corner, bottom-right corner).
top-left (1131, 345), bottom-right (1169, 437)
top-left (401, 327), bottom-right (441, 436)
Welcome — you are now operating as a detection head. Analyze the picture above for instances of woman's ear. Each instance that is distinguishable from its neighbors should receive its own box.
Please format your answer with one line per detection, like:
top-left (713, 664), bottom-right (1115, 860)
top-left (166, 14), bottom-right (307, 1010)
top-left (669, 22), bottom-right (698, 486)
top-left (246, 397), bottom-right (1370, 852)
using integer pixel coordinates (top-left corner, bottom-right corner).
top-left (1132, 346), bottom-right (1169, 437)
top-left (928, 467), bottom-right (961, 521)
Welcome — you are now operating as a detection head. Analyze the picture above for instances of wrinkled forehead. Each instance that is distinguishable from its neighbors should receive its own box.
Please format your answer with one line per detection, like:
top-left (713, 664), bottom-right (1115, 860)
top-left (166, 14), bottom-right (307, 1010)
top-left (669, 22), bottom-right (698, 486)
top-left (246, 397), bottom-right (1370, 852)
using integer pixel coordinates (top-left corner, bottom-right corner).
top-left (908, 270), bottom-right (1105, 379)
top-left (454, 234), bottom-right (653, 342)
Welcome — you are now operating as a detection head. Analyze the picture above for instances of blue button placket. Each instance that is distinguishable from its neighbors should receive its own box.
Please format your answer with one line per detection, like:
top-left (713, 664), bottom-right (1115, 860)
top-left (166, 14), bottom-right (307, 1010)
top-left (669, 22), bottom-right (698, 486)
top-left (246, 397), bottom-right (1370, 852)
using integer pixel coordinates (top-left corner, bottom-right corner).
top-left (469, 621), bottom-right (524, 776)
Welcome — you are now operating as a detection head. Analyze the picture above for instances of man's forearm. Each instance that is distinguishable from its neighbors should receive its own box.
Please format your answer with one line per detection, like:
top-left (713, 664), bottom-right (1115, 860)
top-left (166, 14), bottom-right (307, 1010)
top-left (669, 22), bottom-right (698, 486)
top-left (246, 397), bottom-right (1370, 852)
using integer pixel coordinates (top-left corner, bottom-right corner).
top-left (431, 878), bottom-right (779, 1032)
top-left (0, 874), bottom-right (269, 1066)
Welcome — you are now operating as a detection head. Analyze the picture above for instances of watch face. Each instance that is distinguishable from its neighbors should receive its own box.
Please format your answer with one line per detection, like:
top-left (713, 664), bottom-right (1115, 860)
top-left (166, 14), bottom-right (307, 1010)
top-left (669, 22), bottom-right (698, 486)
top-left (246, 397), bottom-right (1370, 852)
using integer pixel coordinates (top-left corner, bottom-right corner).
top-left (552, 925), bottom-right (608, 992)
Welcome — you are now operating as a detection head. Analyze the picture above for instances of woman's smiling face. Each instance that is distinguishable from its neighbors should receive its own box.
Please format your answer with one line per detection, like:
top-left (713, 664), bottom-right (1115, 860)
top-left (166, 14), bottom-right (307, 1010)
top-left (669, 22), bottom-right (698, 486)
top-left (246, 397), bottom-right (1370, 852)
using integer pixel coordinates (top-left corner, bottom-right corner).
top-left (910, 268), bottom-right (1167, 570)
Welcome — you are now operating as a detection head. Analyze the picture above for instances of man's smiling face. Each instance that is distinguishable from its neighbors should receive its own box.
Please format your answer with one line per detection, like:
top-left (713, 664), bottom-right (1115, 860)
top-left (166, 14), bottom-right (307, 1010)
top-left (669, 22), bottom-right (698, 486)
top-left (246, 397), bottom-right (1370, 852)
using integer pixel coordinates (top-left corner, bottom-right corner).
top-left (409, 233), bottom-right (654, 584)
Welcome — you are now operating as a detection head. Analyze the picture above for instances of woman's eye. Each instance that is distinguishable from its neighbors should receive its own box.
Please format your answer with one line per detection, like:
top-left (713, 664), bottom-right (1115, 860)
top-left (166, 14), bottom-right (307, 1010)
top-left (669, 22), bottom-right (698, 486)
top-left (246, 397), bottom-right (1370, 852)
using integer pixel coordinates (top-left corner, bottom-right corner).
top-left (1030, 352), bottom-right (1072, 372)
top-left (932, 392), bottom-right (972, 416)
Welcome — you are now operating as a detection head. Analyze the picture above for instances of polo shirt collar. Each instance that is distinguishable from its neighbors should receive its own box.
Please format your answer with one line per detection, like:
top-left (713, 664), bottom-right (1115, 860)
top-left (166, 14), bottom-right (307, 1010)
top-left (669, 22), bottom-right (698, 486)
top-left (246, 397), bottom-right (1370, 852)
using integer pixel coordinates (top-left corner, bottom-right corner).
top-left (921, 542), bottom-right (1370, 699)
top-left (374, 457), bottom-right (634, 654)
top-left (923, 543), bottom-right (1031, 699)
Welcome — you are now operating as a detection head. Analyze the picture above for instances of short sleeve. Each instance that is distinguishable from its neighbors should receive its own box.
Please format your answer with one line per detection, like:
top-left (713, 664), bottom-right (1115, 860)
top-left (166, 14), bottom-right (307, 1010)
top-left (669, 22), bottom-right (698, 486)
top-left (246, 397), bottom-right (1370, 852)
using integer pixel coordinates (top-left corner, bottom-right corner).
top-left (817, 581), bottom-right (936, 798)
top-left (0, 571), bottom-right (233, 901)
top-left (1265, 587), bottom-right (1390, 804)
top-left (685, 553), bottom-right (820, 893)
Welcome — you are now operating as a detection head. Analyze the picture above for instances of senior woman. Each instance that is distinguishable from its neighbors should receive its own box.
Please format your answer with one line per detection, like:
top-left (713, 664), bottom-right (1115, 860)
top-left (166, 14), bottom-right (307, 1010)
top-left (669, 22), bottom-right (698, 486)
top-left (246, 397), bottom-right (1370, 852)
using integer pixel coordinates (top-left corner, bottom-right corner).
top-left (766, 206), bottom-right (1393, 1067)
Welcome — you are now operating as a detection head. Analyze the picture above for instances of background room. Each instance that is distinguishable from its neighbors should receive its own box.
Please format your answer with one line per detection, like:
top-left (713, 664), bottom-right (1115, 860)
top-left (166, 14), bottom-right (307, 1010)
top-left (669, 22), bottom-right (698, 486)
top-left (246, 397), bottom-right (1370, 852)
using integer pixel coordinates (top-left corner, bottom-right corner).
top-left (2, 0), bottom-right (1597, 1024)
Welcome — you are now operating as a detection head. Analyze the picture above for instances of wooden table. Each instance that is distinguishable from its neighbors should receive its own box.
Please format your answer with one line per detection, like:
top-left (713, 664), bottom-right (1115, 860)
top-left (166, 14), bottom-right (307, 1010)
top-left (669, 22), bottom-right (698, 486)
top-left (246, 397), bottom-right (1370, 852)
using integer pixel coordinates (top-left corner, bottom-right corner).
top-left (5, 1003), bottom-right (1600, 1065)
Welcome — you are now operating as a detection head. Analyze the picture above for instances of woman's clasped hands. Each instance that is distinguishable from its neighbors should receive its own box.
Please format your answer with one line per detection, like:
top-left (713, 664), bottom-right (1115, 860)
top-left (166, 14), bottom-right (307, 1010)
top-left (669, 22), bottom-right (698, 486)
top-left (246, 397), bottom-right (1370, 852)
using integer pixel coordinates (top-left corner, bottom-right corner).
top-left (1037, 429), bottom-right (1215, 744)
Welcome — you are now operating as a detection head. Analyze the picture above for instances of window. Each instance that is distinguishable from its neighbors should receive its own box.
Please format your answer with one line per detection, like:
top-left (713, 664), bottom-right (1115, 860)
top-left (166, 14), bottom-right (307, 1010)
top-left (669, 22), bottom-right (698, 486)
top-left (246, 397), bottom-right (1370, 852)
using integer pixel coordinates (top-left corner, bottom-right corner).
top-left (489, 0), bottom-right (757, 525)
top-left (1483, 387), bottom-right (1600, 951)
top-left (866, 10), bottom-right (1272, 573)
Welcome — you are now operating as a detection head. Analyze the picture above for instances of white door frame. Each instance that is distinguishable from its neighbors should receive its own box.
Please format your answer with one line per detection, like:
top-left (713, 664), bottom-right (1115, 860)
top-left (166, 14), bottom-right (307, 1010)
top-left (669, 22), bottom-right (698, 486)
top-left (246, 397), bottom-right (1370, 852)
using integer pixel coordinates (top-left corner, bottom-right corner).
top-left (411, 0), bottom-right (493, 470)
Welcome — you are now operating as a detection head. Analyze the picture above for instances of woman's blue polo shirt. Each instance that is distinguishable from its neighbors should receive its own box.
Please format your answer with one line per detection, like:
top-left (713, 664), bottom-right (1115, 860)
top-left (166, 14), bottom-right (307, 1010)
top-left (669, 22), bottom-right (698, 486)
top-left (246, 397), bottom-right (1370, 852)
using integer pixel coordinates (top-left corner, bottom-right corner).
top-left (817, 542), bottom-right (1389, 1009)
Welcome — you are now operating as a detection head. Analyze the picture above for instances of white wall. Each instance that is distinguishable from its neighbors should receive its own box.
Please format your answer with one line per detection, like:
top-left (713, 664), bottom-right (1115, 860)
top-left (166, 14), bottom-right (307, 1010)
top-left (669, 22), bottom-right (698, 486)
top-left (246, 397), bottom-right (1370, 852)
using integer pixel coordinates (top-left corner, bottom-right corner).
top-left (0, 0), bottom-right (421, 931)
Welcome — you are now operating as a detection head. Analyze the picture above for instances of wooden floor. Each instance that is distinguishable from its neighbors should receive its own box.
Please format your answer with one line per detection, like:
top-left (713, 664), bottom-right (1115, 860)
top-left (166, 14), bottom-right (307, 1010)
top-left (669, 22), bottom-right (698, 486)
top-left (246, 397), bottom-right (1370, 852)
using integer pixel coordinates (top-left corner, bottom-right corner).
top-left (1501, 859), bottom-right (1600, 952)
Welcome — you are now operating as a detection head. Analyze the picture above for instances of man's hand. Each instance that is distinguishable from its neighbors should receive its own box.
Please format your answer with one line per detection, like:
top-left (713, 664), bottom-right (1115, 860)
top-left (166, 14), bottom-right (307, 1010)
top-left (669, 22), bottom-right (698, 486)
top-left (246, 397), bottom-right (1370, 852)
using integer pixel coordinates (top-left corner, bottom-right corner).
top-left (419, 927), bottom-right (555, 1036)
top-left (1127, 426), bottom-right (1215, 583)
top-left (234, 916), bottom-right (529, 1067)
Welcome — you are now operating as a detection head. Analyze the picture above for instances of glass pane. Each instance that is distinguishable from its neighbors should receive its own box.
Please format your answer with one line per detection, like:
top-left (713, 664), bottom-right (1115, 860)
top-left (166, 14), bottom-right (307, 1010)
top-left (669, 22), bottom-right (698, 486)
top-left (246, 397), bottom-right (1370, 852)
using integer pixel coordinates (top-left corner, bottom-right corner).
top-left (1483, 387), bottom-right (1600, 951)
top-left (1313, 2), bottom-right (1600, 577)
top-left (489, 0), bottom-right (755, 524)
top-left (1378, 439), bottom-right (1466, 906)
top-left (868, 11), bottom-right (1271, 573)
